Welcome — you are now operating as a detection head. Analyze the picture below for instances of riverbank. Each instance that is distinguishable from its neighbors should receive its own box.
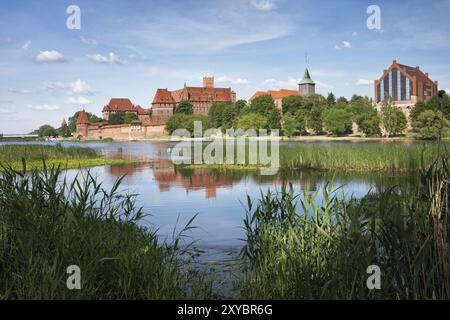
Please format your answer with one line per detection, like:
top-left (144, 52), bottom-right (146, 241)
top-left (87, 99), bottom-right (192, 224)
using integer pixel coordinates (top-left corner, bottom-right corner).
top-left (0, 144), bottom-right (141, 172)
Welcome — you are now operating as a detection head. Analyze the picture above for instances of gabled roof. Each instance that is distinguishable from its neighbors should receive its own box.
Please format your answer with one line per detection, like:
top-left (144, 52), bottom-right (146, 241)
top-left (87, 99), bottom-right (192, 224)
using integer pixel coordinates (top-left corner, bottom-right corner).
top-left (76, 110), bottom-right (90, 125)
top-left (152, 86), bottom-right (234, 105)
top-left (134, 105), bottom-right (149, 115)
top-left (250, 89), bottom-right (298, 101)
top-left (182, 87), bottom-right (233, 102)
top-left (102, 98), bottom-right (134, 112)
top-left (152, 89), bottom-right (175, 104)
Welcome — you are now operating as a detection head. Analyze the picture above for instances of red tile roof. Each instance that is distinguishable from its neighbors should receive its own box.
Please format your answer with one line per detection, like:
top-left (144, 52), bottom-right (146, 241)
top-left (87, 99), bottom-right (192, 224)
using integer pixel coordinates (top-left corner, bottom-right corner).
top-left (152, 89), bottom-right (175, 104)
top-left (134, 105), bottom-right (149, 115)
top-left (152, 87), bottom-right (234, 105)
top-left (76, 110), bottom-right (90, 125)
top-left (250, 89), bottom-right (298, 101)
top-left (102, 98), bottom-right (134, 112)
top-left (183, 87), bottom-right (233, 102)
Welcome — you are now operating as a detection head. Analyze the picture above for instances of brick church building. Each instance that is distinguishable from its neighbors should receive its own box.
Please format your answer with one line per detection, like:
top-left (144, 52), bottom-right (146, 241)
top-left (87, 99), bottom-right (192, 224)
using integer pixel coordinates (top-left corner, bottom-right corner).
top-left (374, 60), bottom-right (438, 118)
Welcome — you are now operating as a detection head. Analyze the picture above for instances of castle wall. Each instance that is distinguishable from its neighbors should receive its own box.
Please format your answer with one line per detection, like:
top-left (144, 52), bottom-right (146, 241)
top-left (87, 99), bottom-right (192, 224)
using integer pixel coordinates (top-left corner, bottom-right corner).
top-left (77, 124), bottom-right (165, 140)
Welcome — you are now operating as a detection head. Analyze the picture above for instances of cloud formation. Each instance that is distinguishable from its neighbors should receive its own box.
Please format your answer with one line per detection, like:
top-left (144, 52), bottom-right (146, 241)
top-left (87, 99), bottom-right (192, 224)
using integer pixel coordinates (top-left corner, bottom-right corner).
top-left (65, 96), bottom-right (93, 106)
top-left (28, 104), bottom-right (59, 111)
top-left (36, 50), bottom-right (66, 62)
top-left (87, 52), bottom-right (127, 64)
top-left (356, 79), bottom-right (373, 86)
top-left (250, 0), bottom-right (277, 11)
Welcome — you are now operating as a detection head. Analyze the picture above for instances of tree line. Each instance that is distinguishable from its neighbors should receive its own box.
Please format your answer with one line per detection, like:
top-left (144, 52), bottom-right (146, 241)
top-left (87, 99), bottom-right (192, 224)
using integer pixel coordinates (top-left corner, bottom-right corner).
top-left (165, 91), bottom-right (450, 139)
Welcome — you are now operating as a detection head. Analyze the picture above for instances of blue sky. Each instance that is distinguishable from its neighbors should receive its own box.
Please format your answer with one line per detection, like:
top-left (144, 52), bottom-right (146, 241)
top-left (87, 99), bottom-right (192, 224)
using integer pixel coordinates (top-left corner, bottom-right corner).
top-left (1, 0), bottom-right (450, 133)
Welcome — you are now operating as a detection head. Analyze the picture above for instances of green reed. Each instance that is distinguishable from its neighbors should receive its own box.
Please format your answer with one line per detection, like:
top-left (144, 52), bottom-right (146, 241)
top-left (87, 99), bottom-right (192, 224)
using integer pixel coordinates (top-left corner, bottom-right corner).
top-left (0, 162), bottom-right (213, 299)
top-left (241, 150), bottom-right (449, 299)
top-left (279, 143), bottom-right (439, 172)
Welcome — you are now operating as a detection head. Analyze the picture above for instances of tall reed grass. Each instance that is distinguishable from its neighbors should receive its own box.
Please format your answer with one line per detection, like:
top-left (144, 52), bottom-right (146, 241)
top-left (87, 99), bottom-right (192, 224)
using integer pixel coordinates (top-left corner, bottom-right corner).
top-left (280, 143), bottom-right (439, 172)
top-left (0, 144), bottom-right (133, 171)
top-left (241, 150), bottom-right (449, 299)
top-left (0, 163), bottom-right (213, 299)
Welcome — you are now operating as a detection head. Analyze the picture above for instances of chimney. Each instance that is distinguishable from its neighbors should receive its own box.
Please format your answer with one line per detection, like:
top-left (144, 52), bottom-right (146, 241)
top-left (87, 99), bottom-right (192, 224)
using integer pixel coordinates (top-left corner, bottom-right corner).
top-left (203, 76), bottom-right (214, 88)
top-left (393, 59), bottom-right (397, 64)
top-left (425, 73), bottom-right (429, 77)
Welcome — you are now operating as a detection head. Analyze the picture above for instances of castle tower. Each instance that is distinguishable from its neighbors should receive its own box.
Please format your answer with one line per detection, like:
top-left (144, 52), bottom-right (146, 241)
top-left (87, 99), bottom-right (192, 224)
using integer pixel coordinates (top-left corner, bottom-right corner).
top-left (203, 76), bottom-right (214, 88)
top-left (298, 68), bottom-right (316, 96)
top-left (76, 110), bottom-right (90, 138)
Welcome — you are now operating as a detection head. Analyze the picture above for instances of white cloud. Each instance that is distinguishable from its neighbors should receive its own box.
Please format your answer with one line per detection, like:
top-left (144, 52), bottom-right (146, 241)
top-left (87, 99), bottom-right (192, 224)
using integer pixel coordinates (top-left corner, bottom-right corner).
top-left (260, 77), bottom-right (299, 89)
top-left (352, 31), bottom-right (358, 37)
top-left (65, 96), bottom-right (93, 106)
top-left (22, 40), bottom-right (31, 50)
top-left (342, 41), bottom-right (352, 49)
top-left (87, 52), bottom-right (127, 64)
top-left (28, 104), bottom-right (59, 111)
top-left (215, 75), bottom-right (249, 85)
top-left (334, 45), bottom-right (341, 50)
top-left (69, 80), bottom-right (95, 95)
top-left (43, 79), bottom-right (95, 95)
top-left (80, 36), bottom-right (98, 47)
top-left (9, 88), bottom-right (34, 94)
top-left (250, 0), bottom-right (277, 11)
top-left (445, 88), bottom-right (450, 95)
top-left (356, 79), bottom-right (373, 86)
top-left (36, 50), bottom-right (66, 62)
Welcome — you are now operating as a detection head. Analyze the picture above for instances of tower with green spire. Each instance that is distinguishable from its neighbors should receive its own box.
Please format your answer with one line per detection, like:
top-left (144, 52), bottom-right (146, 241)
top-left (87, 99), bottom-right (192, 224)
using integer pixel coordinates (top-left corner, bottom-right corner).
top-left (298, 68), bottom-right (315, 96)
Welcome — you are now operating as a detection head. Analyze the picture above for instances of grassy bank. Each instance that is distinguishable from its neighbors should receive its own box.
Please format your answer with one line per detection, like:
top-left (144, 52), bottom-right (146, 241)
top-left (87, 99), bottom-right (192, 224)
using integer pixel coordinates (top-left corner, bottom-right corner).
top-left (241, 153), bottom-right (449, 299)
top-left (0, 144), bottom-right (136, 171)
top-left (0, 165), bottom-right (213, 299)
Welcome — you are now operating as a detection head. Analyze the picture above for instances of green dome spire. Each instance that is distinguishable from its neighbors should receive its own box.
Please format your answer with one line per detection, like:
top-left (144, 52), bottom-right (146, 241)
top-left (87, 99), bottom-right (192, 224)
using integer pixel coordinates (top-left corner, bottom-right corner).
top-left (298, 68), bottom-right (315, 85)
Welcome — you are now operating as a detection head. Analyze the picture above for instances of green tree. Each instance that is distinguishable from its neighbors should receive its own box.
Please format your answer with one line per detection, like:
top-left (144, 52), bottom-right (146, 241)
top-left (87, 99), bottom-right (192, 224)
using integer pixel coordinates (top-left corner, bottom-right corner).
top-left (67, 111), bottom-right (102, 132)
top-left (123, 112), bottom-right (138, 124)
top-left (306, 106), bottom-right (324, 134)
top-left (208, 102), bottom-right (235, 129)
top-left (358, 113), bottom-right (381, 136)
top-left (235, 114), bottom-right (268, 133)
top-left (411, 94), bottom-right (450, 123)
top-left (326, 92), bottom-right (336, 106)
top-left (165, 114), bottom-right (211, 136)
top-left (282, 113), bottom-right (300, 137)
top-left (57, 124), bottom-right (72, 137)
top-left (108, 112), bottom-right (125, 125)
top-left (34, 125), bottom-right (57, 137)
top-left (323, 108), bottom-right (352, 135)
top-left (175, 101), bottom-right (193, 115)
top-left (294, 109), bottom-right (307, 135)
top-left (235, 100), bottom-right (247, 115)
top-left (337, 96), bottom-right (348, 104)
top-left (413, 110), bottom-right (449, 140)
top-left (282, 95), bottom-right (304, 115)
top-left (380, 98), bottom-right (407, 137)
top-left (249, 95), bottom-right (281, 130)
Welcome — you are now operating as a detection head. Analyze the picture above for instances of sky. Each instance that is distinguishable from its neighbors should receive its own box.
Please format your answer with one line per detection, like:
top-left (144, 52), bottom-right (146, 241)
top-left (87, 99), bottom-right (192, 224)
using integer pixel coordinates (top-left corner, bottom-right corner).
top-left (1, 0), bottom-right (450, 134)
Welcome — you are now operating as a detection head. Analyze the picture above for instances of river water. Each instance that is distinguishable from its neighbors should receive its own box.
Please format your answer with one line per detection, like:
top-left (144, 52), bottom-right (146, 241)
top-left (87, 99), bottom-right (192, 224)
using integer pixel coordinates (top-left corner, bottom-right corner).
top-left (1, 140), bottom-right (419, 262)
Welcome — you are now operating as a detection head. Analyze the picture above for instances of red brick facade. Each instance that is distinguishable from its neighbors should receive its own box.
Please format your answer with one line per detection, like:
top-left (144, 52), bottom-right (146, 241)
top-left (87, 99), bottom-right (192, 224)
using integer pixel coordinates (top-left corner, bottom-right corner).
top-left (151, 77), bottom-right (236, 119)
